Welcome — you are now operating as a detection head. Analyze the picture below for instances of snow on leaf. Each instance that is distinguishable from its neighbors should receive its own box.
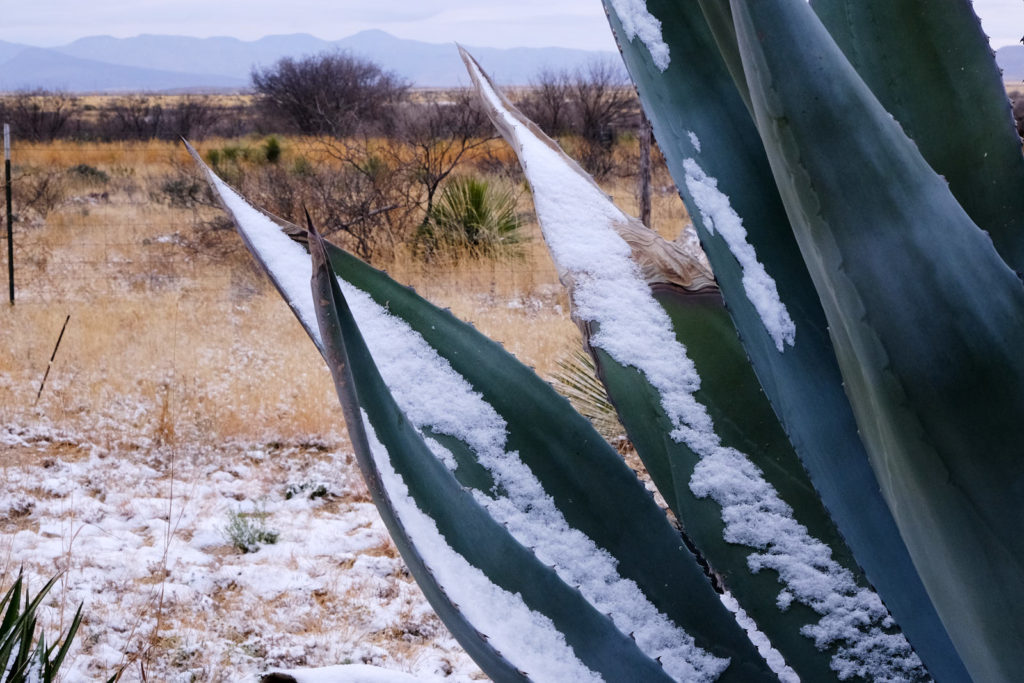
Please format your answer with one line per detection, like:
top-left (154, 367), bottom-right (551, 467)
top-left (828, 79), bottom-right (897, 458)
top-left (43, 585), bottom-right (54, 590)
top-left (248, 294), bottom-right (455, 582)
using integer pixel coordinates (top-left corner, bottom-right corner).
top-left (463, 51), bottom-right (927, 682)
top-left (608, 0), bottom-right (671, 71)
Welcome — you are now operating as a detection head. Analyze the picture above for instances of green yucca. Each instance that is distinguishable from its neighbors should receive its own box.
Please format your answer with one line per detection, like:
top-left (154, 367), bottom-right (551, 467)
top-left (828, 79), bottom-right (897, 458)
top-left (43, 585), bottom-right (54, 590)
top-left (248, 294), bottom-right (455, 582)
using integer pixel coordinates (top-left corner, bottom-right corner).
top-left (415, 175), bottom-right (524, 259)
top-left (0, 573), bottom-right (85, 683)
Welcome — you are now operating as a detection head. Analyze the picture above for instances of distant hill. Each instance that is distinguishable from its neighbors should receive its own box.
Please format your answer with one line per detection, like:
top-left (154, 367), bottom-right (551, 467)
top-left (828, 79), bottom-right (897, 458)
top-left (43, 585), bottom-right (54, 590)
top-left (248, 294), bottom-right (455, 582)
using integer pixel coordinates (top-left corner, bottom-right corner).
top-left (1, 31), bottom-right (1019, 94)
top-left (997, 45), bottom-right (1024, 81)
top-left (0, 31), bottom-right (621, 93)
top-left (0, 47), bottom-right (246, 92)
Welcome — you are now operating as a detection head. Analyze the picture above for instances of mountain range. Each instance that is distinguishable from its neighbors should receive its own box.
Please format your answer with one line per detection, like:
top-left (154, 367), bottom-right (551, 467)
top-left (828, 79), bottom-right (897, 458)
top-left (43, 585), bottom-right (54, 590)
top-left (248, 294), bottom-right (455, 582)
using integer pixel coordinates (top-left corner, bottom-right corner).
top-left (0, 31), bottom-right (624, 92)
top-left (0, 31), bottom-right (1021, 93)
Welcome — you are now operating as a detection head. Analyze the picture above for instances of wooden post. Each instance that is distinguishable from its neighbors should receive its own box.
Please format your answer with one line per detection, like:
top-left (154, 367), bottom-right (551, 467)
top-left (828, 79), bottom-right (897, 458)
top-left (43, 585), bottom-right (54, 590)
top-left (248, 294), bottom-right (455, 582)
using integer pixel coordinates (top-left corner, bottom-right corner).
top-left (637, 111), bottom-right (652, 229)
top-left (4, 123), bottom-right (12, 305)
top-left (35, 314), bottom-right (71, 405)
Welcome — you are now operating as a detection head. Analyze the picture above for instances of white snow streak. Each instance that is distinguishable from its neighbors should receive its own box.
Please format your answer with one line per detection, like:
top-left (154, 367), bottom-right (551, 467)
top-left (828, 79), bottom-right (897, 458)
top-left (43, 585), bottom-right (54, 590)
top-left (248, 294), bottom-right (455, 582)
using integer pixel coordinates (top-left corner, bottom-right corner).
top-left (682, 156), bottom-right (796, 352)
top-left (362, 417), bottom-right (603, 683)
top-left (609, 0), bottom-right (671, 71)
top-left (202, 155), bottom-right (728, 681)
top-left (470, 64), bottom-right (926, 681)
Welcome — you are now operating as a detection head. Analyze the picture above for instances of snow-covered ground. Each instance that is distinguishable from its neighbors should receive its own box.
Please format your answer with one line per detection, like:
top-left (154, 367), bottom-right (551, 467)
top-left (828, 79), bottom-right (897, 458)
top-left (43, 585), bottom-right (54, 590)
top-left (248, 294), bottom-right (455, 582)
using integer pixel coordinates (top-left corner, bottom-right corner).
top-left (1, 421), bottom-right (483, 682)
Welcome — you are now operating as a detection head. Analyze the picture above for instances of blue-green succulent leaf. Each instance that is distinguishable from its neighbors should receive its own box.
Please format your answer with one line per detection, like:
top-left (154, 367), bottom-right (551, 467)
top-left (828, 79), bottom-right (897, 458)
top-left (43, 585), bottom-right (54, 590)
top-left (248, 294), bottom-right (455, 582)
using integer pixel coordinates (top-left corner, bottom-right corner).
top-left (600, 2), bottom-right (967, 680)
top-left (732, 1), bottom-right (1024, 680)
top-left (461, 47), bottom-right (929, 683)
top-left (811, 0), bottom-right (1024, 275)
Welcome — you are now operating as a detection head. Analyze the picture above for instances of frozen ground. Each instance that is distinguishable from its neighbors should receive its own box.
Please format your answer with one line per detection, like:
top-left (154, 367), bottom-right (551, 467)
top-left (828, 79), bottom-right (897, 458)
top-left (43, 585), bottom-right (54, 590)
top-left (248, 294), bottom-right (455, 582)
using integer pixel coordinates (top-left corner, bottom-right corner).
top-left (0, 421), bottom-right (484, 682)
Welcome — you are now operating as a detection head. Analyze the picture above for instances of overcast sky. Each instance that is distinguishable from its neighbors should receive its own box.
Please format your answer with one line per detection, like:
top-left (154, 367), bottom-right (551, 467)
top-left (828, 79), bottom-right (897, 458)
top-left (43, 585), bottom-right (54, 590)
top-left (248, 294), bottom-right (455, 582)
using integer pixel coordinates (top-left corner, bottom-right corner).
top-left (1, 1), bottom-right (1021, 51)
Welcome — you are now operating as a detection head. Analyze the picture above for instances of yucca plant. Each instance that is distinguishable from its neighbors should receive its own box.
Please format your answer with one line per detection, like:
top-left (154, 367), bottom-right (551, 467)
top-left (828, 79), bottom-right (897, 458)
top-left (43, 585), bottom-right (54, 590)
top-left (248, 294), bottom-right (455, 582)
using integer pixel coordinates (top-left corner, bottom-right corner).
top-left (191, 1), bottom-right (1023, 680)
top-left (415, 174), bottom-right (524, 259)
top-left (1, 573), bottom-right (83, 683)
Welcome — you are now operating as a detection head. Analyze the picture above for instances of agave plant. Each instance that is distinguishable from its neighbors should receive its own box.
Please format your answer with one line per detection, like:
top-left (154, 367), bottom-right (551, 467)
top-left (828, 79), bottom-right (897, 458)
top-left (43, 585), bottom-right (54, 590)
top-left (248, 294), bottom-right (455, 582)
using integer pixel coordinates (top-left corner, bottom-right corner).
top-left (192, 1), bottom-right (1023, 681)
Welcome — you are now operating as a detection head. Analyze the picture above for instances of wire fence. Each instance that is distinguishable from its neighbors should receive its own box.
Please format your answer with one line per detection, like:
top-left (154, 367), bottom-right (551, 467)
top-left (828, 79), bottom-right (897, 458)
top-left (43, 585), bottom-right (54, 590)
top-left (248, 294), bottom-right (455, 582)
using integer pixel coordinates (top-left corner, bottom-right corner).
top-left (0, 137), bottom-right (566, 308)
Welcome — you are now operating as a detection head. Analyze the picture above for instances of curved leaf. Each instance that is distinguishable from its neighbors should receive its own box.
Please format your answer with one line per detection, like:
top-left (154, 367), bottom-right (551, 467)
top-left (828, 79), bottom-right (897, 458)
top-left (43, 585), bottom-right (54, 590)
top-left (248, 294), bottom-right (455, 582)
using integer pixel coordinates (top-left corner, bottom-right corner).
top-left (811, 0), bottom-right (1024, 275)
top-left (732, 1), bottom-right (1024, 680)
top-left (308, 225), bottom-right (679, 682)
top-left (600, 2), bottom-right (967, 679)
top-left (460, 48), bottom-right (928, 683)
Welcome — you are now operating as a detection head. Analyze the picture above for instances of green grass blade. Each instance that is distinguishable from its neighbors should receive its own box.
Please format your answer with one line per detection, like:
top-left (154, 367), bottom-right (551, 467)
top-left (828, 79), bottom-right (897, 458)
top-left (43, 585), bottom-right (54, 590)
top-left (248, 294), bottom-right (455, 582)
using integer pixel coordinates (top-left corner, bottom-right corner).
top-left (42, 602), bottom-right (82, 680)
top-left (601, 3), bottom-right (969, 679)
top-left (733, 1), bottom-right (1024, 680)
top-left (812, 0), bottom-right (1024, 274)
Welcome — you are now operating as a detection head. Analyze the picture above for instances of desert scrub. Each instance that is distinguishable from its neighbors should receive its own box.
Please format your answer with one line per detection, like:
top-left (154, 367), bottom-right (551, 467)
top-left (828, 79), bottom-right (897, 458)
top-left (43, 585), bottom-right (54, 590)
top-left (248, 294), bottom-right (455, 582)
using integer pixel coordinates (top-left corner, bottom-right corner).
top-left (224, 505), bottom-right (280, 553)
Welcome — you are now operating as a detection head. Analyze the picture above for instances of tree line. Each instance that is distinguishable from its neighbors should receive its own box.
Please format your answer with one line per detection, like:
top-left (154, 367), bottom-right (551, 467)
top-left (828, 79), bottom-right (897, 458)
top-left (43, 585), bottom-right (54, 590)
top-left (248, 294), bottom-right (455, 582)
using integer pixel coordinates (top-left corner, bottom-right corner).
top-left (0, 51), bottom-right (640, 153)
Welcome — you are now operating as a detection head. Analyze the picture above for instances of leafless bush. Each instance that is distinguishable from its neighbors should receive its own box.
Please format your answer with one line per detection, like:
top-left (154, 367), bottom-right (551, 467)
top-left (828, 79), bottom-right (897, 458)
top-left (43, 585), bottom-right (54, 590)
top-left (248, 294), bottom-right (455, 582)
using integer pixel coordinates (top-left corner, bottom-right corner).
top-left (101, 96), bottom-right (165, 140)
top-left (393, 89), bottom-right (496, 220)
top-left (0, 90), bottom-right (80, 141)
top-left (11, 167), bottom-right (67, 223)
top-left (517, 59), bottom-right (636, 178)
top-left (164, 97), bottom-right (221, 140)
top-left (251, 51), bottom-right (409, 136)
top-left (1010, 90), bottom-right (1024, 139)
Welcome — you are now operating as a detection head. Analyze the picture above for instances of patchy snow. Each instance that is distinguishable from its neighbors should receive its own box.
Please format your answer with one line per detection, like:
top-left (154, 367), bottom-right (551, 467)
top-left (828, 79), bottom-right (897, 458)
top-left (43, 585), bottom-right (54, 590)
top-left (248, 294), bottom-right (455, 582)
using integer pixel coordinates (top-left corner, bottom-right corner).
top-left (688, 131), bottom-right (702, 153)
top-left (609, 0), bottom-right (671, 71)
top-left (1, 423), bottom-right (481, 682)
top-left (199, 151), bottom-right (728, 681)
top-left (467, 58), bottom-right (926, 682)
top-left (269, 663), bottom-right (425, 682)
top-left (682, 157), bottom-right (795, 352)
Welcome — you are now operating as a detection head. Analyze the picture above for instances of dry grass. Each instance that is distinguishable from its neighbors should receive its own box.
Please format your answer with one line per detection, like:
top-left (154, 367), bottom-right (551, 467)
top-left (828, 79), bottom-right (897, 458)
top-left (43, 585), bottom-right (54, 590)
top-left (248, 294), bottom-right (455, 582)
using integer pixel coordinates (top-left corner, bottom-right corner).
top-left (1, 137), bottom-right (688, 439)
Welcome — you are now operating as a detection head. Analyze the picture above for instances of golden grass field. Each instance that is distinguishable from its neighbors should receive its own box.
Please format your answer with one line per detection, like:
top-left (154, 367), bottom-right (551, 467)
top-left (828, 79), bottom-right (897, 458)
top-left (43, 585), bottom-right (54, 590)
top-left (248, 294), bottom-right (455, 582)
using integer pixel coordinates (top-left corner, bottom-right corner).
top-left (0, 135), bottom-right (688, 680)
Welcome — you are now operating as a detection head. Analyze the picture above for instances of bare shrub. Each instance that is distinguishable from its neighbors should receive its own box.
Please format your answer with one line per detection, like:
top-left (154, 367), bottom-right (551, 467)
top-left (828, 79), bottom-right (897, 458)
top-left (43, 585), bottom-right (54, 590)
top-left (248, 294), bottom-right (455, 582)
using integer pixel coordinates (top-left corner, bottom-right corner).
top-left (394, 89), bottom-right (496, 220)
top-left (0, 90), bottom-right (79, 142)
top-left (1010, 90), bottom-right (1024, 139)
top-left (251, 51), bottom-right (409, 136)
top-left (101, 96), bottom-right (164, 141)
top-left (517, 59), bottom-right (637, 178)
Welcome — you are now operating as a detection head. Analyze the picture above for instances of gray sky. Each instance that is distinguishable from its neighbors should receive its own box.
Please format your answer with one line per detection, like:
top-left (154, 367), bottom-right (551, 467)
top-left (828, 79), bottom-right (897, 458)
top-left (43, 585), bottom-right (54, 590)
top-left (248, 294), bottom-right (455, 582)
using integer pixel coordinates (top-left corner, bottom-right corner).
top-left (0, 1), bottom-right (1020, 51)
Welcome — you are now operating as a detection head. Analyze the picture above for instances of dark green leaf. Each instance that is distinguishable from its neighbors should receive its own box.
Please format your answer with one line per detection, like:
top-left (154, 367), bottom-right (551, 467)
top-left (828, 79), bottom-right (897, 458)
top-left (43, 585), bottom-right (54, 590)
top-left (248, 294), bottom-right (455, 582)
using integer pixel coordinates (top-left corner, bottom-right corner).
top-left (811, 0), bottom-right (1024, 274)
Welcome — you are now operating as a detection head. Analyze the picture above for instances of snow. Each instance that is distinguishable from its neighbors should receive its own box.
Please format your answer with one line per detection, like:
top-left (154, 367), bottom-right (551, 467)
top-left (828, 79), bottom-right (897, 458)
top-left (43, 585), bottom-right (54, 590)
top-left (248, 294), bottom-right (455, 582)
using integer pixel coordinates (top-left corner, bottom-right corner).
top-left (1, 423), bottom-right (480, 682)
top-left (198, 148), bottom-right (728, 680)
top-left (720, 592), bottom-right (798, 683)
top-left (688, 131), bottom-right (702, 153)
top-left (270, 664), bottom-right (424, 682)
top-left (467, 57), bottom-right (927, 682)
top-left (682, 157), bottom-right (796, 352)
top-left (609, 0), bottom-right (671, 71)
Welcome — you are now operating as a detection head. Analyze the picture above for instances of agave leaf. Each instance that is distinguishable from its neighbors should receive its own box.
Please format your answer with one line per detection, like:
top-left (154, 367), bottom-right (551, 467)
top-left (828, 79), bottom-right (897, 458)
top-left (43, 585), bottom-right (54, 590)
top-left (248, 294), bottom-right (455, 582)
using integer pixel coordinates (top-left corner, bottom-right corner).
top-left (600, 2), bottom-right (968, 679)
top-left (307, 224), bottom-right (683, 682)
top-left (460, 47), bottom-right (931, 682)
top-left (188, 142), bottom-right (776, 681)
top-left (732, 1), bottom-right (1024, 680)
top-left (811, 0), bottom-right (1024, 274)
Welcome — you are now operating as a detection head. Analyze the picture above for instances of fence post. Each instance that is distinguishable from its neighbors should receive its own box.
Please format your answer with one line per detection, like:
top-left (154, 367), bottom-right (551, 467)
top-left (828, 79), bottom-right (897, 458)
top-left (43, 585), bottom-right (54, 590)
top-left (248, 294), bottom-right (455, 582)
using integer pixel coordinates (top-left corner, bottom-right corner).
top-left (4, 123), bottom-right (12, 305)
